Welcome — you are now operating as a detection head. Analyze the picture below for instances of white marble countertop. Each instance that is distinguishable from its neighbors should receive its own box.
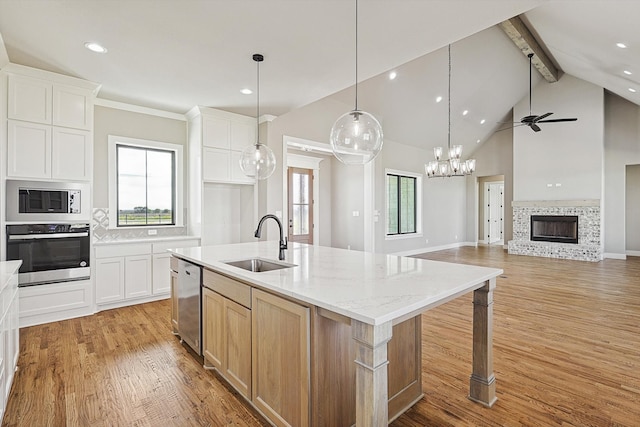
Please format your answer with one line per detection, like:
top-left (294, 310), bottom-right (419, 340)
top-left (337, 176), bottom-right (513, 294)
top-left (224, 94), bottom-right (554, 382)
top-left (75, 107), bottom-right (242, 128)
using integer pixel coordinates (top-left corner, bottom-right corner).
top-left (0, 261), bottom-right (22, 292)
top-left (93, 235), bottom-right (200, 246)
top-left (169, 242), bottom-right (503, 326)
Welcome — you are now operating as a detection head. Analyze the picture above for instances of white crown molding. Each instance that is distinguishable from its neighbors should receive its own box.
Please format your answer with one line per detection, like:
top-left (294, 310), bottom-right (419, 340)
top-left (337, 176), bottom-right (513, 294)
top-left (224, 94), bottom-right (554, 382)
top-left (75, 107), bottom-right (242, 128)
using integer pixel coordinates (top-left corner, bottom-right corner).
top-left (2, 63), bottom-right (101, 94)
top-left (95, 98), bottom-right (187, 121)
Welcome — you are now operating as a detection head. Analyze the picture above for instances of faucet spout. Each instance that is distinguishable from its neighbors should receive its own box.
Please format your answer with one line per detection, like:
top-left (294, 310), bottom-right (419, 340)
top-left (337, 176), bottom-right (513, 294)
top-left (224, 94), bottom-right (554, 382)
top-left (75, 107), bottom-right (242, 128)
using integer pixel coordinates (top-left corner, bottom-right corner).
top-left (254, 214), bottom-right (288, 260)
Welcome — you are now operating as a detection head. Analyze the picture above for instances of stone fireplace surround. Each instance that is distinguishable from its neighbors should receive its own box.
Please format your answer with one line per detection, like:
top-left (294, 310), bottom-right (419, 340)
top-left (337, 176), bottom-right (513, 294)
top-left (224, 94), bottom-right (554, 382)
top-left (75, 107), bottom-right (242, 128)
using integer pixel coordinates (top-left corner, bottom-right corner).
top-left (508, 200), bottom-right (601, 262)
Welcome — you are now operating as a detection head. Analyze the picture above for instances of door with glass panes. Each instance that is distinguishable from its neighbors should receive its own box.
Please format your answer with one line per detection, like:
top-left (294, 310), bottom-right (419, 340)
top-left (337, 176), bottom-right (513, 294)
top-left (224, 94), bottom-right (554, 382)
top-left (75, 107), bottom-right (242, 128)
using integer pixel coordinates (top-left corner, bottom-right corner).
top-left (287, 167), bottom-right (313, 244)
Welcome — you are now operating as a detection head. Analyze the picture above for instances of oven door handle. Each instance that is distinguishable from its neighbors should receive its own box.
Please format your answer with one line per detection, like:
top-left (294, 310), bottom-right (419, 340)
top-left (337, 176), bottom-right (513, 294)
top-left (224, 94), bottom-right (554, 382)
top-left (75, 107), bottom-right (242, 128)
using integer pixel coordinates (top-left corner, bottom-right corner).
top-left (8, 232), bottom-right (89, 240)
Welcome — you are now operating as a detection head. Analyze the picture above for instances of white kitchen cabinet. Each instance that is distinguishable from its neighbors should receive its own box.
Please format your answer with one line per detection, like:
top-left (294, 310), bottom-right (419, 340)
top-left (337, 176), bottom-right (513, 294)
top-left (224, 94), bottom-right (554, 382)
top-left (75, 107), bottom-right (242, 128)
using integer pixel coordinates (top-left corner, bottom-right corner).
top-left (4, 65), bottom-right (98, 181)
top-left (7, 120), bottom-right (51, 179)
top-left (151, 238), bottom-right (200, 296)
top-left (202, 147), bottom-right (230, 182)
top-left (7, 120), bottom-right (91, 181)
top-left (52, 127), bottom-right (92, 180)
top-left (53, 84), bottom-right (93, 130)
top-left (95, 255), bottom-right (151, 303)
top-left (7, 74), bottom-right (52, 124)
top-left (95, 239), bottom-right (200, 308)
top-left (95, 257), bottom-right (126, 304)
top-left (124, 255), bottom-right (153, 299)
top-left (188, 106), bottom-right (257, 185)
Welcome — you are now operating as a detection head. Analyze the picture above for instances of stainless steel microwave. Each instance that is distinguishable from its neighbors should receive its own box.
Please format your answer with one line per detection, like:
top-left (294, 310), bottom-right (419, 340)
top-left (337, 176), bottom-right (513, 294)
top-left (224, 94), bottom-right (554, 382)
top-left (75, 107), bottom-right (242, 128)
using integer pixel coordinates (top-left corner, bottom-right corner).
top-left (6, 180), bottom-right (90, 222)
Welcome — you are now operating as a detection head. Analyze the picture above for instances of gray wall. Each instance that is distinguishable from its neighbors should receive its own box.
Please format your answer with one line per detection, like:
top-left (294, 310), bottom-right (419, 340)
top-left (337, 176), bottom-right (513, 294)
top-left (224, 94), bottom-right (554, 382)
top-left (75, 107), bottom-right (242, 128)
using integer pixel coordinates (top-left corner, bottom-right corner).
top-left (626, 165), bottom-right (640, 252)
top-left (513, 74), bottom-right (604, 201)
top-left (604, 92), bottom-right (640, 256)
top-left (465, 116), bottom-right (514, 245)
top-left (93, 105), bottom-right (188, 237)
top-left (376, 138), bottom-right (467, 254)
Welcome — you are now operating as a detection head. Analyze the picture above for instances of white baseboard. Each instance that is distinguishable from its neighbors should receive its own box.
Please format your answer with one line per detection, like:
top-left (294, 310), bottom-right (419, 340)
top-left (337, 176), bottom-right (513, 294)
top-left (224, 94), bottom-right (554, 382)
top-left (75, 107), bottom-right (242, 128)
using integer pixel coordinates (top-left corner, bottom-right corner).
top-left (626, 250), bottom-right (640, 257)
top-left (603, 252), bottom-right (627, 260)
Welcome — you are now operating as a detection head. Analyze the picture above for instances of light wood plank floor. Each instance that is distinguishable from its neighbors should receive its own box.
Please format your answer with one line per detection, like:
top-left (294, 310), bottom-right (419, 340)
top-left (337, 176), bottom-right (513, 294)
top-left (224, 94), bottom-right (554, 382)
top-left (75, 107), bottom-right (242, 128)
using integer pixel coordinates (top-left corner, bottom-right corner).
top-left (3, 246), bottom-right (639, 426)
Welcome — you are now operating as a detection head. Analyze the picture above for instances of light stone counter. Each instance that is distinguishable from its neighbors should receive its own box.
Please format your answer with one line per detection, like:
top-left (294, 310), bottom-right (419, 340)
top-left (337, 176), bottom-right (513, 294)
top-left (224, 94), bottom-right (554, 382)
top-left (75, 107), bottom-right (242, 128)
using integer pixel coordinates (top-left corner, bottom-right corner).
top-left (169, 241), bottom-right (502, 326)
top-left (0, 260), bottom-right (22, 292)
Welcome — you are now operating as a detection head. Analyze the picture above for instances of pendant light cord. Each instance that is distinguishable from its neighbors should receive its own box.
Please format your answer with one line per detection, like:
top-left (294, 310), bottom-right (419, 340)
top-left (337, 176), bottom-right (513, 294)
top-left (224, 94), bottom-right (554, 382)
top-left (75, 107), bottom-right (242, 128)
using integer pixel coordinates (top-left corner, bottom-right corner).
top-left (448, 44), bottom-right (451, 151)
top-left (256, 58), bottom-right (260, 144)
top-left (354, 0), bottom-right (359, 111)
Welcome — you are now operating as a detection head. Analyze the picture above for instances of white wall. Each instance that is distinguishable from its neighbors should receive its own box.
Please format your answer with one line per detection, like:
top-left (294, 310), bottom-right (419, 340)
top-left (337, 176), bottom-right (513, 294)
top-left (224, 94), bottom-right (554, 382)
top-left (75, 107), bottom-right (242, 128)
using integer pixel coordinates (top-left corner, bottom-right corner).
top-left (604, 92), bottom-right (640, 256)
top-left (513, 74), bottom-right (604, 201)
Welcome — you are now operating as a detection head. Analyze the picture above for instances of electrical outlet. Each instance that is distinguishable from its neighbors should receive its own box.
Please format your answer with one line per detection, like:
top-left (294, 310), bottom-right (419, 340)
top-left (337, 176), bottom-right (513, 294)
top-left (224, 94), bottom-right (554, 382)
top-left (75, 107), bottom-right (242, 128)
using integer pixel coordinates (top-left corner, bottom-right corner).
top-left (425, 238), bottom-right (429, 244)
top-left (148, 229), bottom-right (158, 235)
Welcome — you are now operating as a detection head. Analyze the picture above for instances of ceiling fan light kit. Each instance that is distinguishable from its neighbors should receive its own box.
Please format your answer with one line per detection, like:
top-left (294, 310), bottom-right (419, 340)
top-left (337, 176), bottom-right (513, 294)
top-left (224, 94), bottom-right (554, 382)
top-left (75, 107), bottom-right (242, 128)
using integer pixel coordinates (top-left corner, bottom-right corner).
top-left (239, 53), bottom-right (277, 180)
top-left (426, 44), bottom-right (476, 178)
top-left (330, 0), bottom-right (384, 165)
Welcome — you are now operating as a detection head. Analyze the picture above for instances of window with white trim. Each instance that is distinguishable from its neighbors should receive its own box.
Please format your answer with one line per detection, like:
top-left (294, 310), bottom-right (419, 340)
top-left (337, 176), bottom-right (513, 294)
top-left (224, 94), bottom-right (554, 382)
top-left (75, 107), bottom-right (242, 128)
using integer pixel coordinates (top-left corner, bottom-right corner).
top-left (386, 169), bottom-right (422, 238)
top-left (108, 135), bottom-right (183, 228)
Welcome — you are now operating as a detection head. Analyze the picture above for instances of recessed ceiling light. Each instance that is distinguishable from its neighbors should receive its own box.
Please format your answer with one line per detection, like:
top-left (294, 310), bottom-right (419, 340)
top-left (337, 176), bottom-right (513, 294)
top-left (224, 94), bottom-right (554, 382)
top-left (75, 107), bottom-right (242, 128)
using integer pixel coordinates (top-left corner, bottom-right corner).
top-left (476, 139), bottom-right (481, 144)
top-left (616, 42), bottom-right (628, 49)
top-left (84, 42), bottom-right (107, 53)
top-left (629, 88), bottom-right (637, 93)
top-left (241, 88), bottom-right (253, 95)
top-left (389, 71), bottom-right (397, 80)
top-left (436, 96), bottom-right (443, 103)
top-left (480, 119), bottom-right (486, 125)
top-left (462, 110), bottom-right (469, 116)
top-left (624, 70), bottom-right (633, 75)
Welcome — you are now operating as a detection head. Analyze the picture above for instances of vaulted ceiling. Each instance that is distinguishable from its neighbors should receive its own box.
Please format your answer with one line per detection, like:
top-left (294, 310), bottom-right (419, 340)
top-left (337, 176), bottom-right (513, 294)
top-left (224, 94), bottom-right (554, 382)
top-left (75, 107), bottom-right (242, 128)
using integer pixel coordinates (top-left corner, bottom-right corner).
top-left (1, 0), bottom-right (638, 154)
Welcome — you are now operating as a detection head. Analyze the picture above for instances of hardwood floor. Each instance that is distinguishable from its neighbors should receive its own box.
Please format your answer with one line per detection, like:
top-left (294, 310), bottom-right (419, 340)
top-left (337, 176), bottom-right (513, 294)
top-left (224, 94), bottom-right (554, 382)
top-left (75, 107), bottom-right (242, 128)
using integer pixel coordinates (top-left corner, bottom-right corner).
top-left (3, 246), bottom-right (639, 426)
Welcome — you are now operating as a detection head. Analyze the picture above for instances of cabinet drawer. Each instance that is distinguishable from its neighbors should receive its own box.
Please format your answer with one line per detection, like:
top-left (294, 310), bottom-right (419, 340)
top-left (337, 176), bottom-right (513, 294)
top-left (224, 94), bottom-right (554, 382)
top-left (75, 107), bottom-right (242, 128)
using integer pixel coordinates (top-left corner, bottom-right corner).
top-left (95, 243), bottom-right (152, 258)
top-left (203, 269), bottom-right (251, 308)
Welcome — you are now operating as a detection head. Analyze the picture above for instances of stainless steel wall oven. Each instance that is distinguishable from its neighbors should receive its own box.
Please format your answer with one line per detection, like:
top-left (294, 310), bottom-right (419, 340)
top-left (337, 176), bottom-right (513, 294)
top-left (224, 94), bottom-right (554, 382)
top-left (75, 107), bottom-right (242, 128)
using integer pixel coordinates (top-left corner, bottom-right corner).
top-left (6, 223), bottom-right (90, 287)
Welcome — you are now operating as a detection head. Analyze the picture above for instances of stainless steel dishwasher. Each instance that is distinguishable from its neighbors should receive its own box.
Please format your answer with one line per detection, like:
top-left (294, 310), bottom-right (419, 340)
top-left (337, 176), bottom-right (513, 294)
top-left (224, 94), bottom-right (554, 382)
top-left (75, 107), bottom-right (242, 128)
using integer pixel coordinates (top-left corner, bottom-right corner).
top-left (177, 258), bottom-right (202, 355)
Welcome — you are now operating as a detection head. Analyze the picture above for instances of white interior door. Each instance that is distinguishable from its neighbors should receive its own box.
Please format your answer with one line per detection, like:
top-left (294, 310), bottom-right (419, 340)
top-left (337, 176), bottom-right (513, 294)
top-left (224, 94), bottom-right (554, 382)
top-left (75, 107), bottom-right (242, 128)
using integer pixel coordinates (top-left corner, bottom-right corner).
top-left (485, 182), bottom-right (504, 244)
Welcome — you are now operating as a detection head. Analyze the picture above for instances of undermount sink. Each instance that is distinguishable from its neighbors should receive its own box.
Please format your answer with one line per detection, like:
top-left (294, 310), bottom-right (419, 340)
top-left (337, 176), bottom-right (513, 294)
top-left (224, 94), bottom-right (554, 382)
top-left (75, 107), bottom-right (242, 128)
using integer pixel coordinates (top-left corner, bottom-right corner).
top-left (223, 258), bottom-right (295, 273)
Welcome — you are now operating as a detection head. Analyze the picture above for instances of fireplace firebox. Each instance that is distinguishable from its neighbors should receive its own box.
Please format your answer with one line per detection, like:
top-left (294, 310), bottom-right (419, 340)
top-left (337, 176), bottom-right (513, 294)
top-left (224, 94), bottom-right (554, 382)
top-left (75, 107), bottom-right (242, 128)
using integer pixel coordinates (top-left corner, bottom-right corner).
top-left (530, 215), bottom-right (578, 244)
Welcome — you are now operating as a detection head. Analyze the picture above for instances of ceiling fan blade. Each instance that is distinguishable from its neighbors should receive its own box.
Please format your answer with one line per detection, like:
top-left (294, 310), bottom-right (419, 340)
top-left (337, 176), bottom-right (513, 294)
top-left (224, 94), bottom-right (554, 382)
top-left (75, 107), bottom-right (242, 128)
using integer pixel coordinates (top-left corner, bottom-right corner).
top-left (530, 123), bottom-right (541, 132)
top-left (533, 112), bottom-right (553, 122)
top-left (537, 118), bottom-right (578, 123)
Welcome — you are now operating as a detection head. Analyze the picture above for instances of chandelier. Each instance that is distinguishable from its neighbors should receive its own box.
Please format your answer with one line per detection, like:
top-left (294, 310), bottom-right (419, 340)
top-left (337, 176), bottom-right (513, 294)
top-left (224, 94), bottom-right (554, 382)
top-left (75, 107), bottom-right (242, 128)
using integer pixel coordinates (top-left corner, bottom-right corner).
top-left (425, 45), bottom-right (476, 178)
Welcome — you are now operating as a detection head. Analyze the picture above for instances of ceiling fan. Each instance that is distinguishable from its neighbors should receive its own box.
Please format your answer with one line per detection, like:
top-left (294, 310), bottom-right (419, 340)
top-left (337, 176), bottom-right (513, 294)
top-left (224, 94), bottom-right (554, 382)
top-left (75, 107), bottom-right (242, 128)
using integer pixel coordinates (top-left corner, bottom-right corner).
top-left (507, 53), bottom-right (578, 133)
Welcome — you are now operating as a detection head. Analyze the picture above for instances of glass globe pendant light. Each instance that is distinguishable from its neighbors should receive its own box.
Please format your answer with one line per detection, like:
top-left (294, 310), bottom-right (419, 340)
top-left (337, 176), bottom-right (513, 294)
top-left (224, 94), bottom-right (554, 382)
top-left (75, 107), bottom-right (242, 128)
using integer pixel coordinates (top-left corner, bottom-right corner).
top-left (330, 0), bottom-right (383, 165)
top-left (239, 53), bottom-right (276, 180)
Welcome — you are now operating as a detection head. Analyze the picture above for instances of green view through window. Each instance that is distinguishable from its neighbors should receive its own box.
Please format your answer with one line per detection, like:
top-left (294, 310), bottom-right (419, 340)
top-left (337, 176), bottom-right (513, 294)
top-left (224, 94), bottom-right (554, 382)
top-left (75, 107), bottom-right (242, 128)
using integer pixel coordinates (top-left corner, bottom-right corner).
top-left (387, 174), bottom-right (416, 235)
top-left (116, 144), bottom-right (175, 226)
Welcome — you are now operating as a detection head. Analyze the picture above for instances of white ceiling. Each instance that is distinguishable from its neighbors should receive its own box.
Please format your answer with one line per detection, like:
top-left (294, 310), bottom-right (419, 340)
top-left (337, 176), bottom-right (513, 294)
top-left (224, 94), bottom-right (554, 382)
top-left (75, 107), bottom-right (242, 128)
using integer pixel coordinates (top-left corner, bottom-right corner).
top-left (0, 0), bottom-right (639, 154)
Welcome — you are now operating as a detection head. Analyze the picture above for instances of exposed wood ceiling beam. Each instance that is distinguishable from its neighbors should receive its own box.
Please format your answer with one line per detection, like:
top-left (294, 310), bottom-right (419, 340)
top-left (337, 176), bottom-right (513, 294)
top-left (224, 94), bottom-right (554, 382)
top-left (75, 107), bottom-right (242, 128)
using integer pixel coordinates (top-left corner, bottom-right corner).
top-left (499, 15), bottom-right (559, 83)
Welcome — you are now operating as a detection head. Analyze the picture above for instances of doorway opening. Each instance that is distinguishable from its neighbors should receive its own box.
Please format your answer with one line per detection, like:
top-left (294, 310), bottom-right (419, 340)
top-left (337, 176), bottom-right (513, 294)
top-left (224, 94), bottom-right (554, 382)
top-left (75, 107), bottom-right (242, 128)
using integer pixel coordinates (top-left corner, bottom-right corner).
top-left (287, 167), bottom-right (313, 244)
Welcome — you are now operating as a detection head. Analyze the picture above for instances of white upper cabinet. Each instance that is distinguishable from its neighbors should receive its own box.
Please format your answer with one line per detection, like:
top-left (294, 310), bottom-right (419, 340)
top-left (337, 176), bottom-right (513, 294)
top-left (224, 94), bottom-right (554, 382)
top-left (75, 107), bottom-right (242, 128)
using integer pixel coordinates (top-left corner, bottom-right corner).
top-left (187, 106), bottom-right (257, 185)
top-left (4, 66), bottom-right (100, 181)
top-left (8, 75), bottom-right (52, 124)
top-left (7, 120), bottom-right (51, 179)
top-left (53, 84), bottom-right (93, 130)
top-left (203, 116), bottom-right (230, 149)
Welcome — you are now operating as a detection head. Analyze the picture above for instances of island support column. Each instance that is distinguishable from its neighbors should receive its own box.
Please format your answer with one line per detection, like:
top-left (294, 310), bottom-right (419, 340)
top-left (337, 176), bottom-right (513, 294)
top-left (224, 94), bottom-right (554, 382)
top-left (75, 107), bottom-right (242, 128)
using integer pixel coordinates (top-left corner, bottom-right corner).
top-left (469, 278), bottom-right (498, 407)
top-left (352, 320), bottom-right (393, 427)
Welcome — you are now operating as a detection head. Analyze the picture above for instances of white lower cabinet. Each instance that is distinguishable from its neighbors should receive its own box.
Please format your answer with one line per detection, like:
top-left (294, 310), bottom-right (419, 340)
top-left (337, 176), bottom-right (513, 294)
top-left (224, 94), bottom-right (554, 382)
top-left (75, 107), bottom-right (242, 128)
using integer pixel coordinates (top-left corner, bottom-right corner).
top-left (124, 255), bottom-right (152, 299)
top-left (95, 238), bottom-right (200, 308)
top-left (0, 267), bottom-right (19, 420)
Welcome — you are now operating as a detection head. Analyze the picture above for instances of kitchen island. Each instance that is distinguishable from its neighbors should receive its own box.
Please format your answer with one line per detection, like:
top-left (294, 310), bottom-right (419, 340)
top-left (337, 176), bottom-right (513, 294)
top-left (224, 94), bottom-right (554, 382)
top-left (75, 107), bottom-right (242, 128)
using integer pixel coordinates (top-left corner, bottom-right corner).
top-left (169, 242), bottom-right (502, 427)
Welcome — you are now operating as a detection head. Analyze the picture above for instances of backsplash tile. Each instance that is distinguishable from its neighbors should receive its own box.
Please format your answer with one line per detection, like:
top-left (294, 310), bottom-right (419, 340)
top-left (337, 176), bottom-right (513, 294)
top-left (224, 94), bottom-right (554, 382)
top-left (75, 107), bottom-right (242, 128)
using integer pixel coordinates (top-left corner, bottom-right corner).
top-left (92, 208), bottom-right (187, 242)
